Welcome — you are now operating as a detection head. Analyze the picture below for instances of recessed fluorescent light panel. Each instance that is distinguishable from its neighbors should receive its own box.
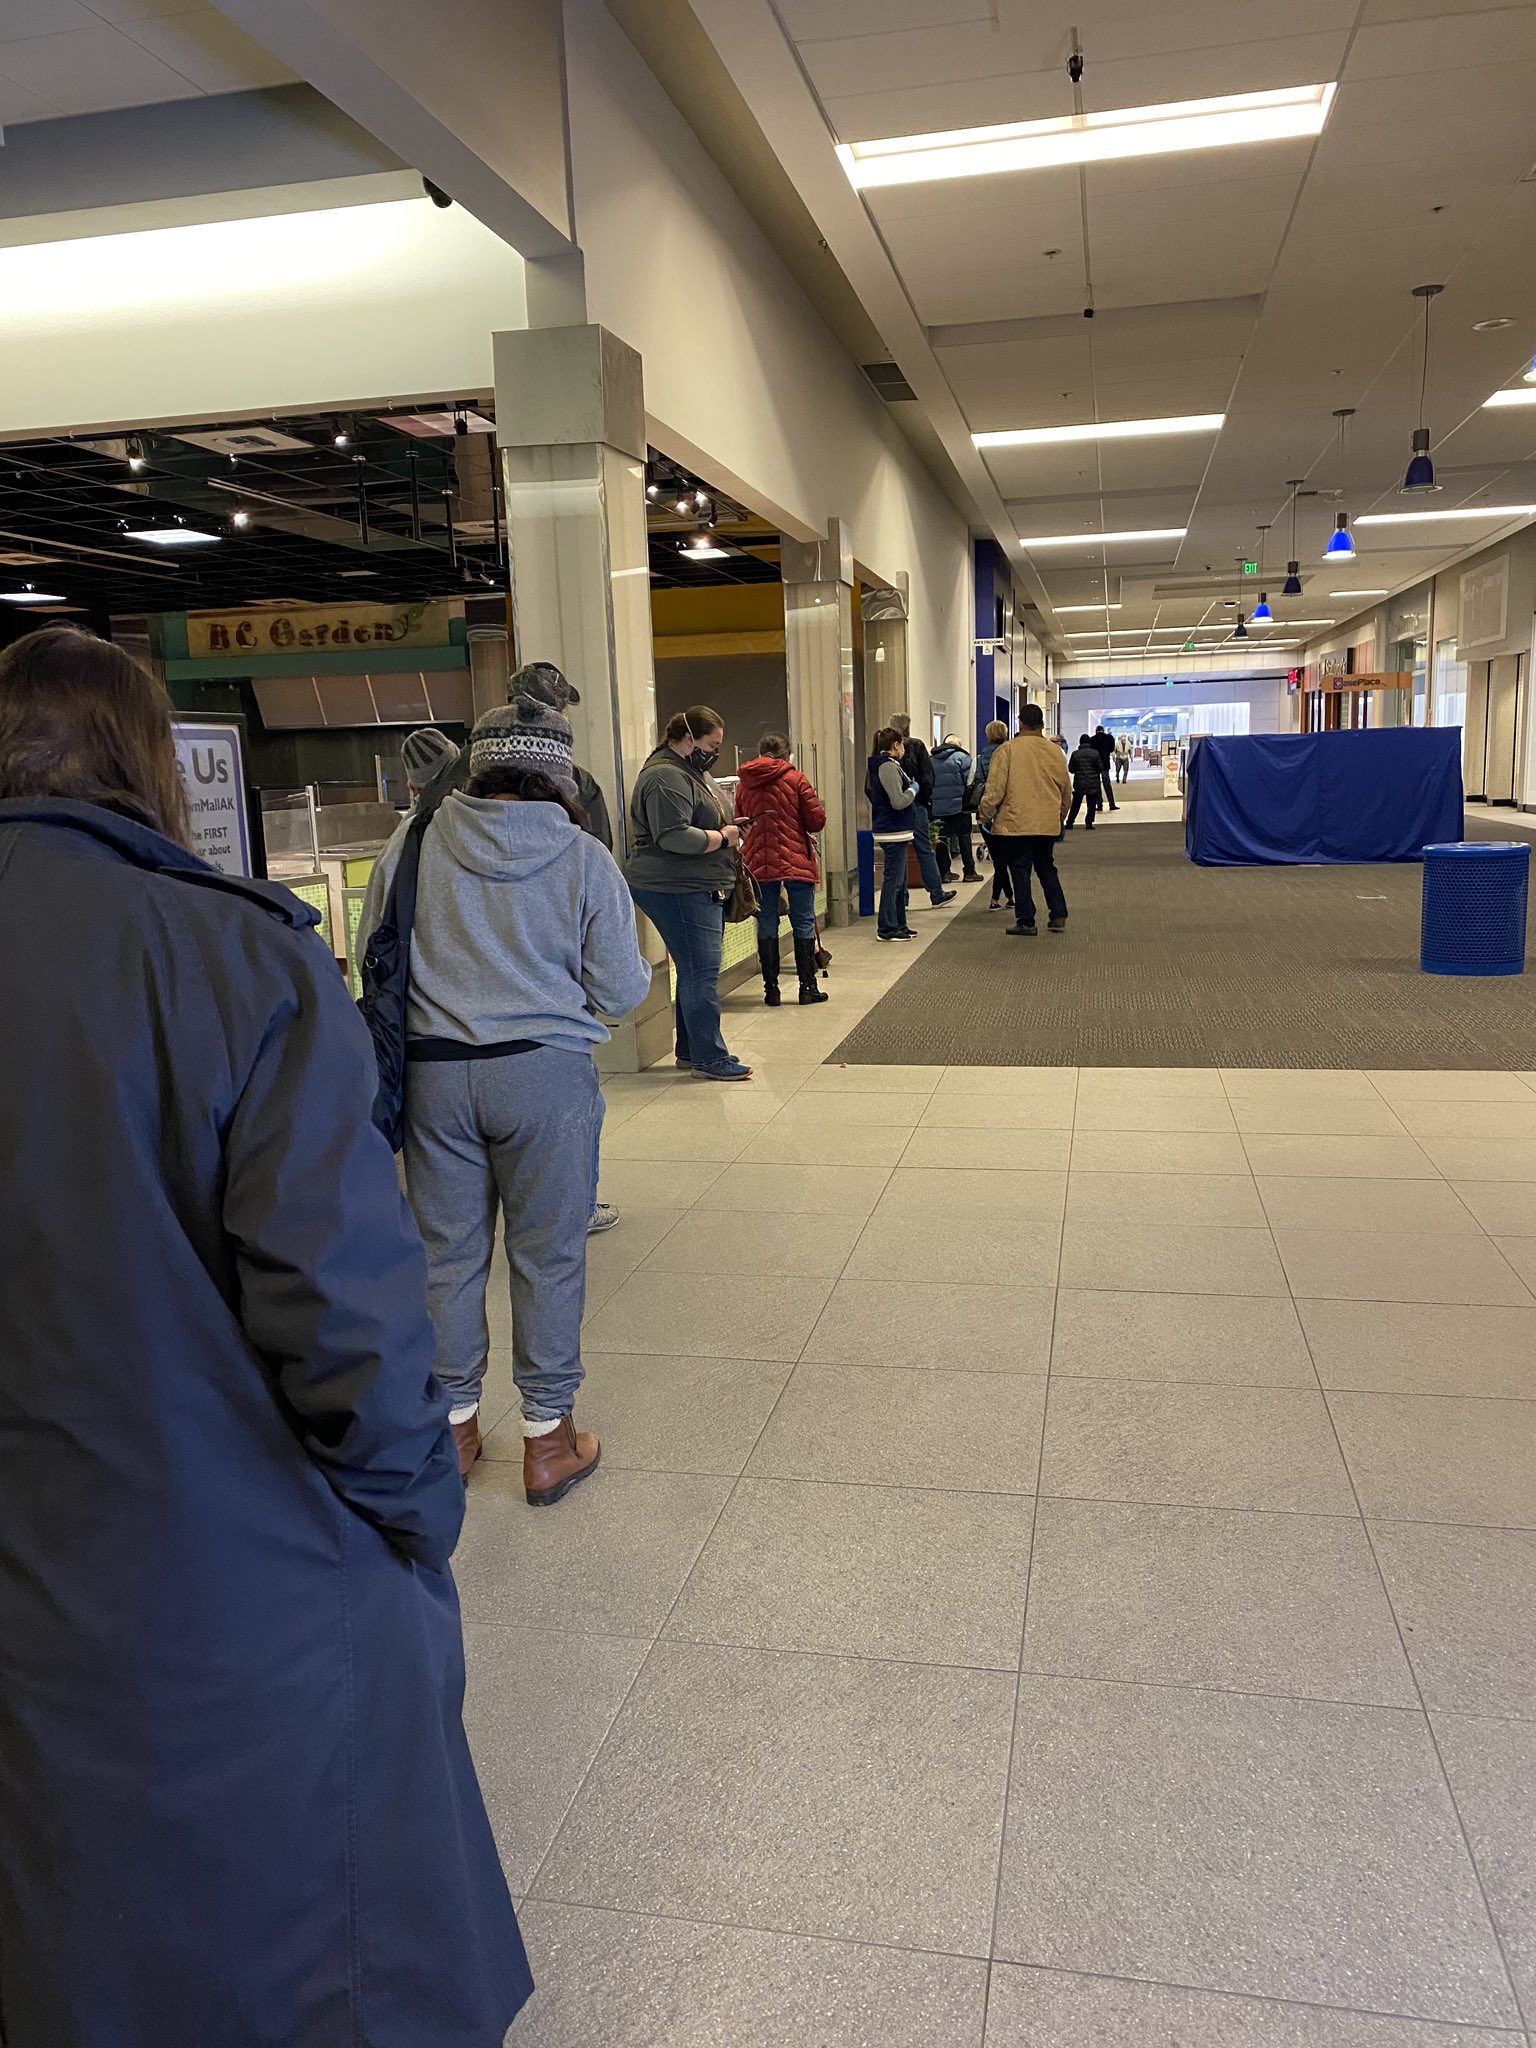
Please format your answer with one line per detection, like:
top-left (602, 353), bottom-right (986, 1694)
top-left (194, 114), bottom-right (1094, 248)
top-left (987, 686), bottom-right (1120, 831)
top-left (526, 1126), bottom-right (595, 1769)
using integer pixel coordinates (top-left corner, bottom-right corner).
top-left (1018, 527), bottom-right (1187, 548)
top-left (1330, 588), bottom-right (1388, 596)
top-left (1355, 506), bottom-right (1536, 526)
top-left (975, 413), bottom-right (1223, 449)
top-left (1482, 389), bottom-right (1536, 408)
top-left (125, 528), bottom-right (222, 546)
top-left (1053, 603), bottom-right (1122, 614)
top-left (0, 588), bottom-right (66, 604)
top-left (837, 84), bottom-right (1336, 190)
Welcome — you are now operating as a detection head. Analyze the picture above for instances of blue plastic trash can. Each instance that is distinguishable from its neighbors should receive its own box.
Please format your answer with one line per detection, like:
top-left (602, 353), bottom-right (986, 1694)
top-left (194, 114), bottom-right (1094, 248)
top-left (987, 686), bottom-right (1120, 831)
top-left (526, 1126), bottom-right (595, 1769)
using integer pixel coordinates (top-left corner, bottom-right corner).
top-left (1420, 840), bottom-right (1529, 976)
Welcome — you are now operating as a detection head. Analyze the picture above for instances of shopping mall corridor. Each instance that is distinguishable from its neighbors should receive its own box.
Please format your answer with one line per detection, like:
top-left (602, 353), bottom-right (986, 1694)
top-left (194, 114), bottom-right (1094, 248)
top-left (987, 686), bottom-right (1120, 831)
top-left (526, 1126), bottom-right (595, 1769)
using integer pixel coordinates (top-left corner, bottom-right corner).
top-left (456, 870), bottom-right (1536, 2048)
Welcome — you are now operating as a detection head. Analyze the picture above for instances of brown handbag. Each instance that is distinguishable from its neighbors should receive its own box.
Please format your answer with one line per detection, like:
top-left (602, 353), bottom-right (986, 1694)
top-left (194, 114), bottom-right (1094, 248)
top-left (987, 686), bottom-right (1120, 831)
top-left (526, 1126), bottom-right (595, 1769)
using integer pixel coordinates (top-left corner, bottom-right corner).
top-left (708, 781), bottom-right (761, 924)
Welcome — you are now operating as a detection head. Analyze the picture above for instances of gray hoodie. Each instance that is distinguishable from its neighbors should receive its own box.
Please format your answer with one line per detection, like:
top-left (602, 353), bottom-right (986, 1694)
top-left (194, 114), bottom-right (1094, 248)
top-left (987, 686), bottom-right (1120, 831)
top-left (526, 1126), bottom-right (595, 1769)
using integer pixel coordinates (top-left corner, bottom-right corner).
top-left (365, 793), bottom-right (651, 1053)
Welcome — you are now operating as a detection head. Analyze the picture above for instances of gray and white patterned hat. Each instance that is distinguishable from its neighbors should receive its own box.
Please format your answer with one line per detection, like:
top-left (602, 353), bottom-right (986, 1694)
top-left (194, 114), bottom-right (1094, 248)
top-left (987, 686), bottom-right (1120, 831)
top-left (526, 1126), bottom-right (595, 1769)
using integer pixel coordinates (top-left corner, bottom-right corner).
top-left (468, 695), bottom-right (576, 791)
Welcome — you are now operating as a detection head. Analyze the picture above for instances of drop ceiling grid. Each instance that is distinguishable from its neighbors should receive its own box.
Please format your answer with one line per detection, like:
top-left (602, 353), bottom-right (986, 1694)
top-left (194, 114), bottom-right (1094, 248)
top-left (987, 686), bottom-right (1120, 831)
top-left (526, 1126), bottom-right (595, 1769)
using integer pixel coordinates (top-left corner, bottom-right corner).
top-left (0, 4), bottom-right (293, 123)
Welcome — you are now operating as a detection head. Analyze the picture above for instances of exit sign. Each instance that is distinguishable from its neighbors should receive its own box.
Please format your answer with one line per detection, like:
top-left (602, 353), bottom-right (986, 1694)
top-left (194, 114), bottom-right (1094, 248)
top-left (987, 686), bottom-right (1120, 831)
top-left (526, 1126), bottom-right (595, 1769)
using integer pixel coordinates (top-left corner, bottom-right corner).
top-left (1242, 560), bottom-right (1259, 575)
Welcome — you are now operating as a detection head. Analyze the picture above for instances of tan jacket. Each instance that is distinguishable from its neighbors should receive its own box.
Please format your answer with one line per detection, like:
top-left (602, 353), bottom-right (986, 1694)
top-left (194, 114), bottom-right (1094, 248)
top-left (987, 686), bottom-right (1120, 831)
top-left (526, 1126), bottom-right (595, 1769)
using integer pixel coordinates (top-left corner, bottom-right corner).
top-left (979, 732), bottom-right (1072, 836)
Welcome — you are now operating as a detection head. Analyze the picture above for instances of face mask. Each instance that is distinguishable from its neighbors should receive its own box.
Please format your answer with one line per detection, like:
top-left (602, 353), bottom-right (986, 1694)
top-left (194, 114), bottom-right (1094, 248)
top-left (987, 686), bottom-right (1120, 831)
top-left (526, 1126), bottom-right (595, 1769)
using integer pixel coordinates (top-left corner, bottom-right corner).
top-left (688, 742), bottom-right (722, 771)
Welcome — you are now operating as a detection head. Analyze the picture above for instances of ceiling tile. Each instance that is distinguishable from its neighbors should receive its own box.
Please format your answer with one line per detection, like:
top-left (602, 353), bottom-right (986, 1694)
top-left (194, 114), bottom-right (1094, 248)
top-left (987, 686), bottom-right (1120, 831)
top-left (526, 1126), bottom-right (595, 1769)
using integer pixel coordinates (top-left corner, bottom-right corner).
top-left (0, 0), bottom-right (97, 36)
top-left (778, 0), bottom-right (989, 38)
top-left (1347, 6), bottom-right (1536, 77)
top-left (77, 0), bottom-right (208, 19)
top-left (0, 22), bottom-right (203, 109)
top-left (0, 70), bottom-right (56, 115)
top-left (118, 6), bottom-right (295, 91)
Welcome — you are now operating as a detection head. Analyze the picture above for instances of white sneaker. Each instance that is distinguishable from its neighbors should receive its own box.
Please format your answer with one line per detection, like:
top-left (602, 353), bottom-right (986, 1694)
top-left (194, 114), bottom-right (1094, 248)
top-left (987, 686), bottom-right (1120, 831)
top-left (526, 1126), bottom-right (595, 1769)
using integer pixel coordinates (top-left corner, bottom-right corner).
top-left (587, 1203), bottom-right (620, 1235)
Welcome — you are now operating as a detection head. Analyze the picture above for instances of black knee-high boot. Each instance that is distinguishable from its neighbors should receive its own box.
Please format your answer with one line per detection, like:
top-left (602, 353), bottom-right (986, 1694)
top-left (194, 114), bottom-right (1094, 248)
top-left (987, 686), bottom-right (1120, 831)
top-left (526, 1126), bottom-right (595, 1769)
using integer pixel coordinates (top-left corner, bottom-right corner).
top-left (794, 932), bottom-right (829, 1005)
top-left (758, 931), bottom-right (781, 1006)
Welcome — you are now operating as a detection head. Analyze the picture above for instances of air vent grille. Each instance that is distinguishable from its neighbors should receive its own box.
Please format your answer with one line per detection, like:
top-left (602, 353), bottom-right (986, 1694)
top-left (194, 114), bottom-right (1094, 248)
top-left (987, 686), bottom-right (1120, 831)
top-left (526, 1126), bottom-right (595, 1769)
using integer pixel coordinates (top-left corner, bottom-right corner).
top-left (862, 362), bottom-right (917, 402)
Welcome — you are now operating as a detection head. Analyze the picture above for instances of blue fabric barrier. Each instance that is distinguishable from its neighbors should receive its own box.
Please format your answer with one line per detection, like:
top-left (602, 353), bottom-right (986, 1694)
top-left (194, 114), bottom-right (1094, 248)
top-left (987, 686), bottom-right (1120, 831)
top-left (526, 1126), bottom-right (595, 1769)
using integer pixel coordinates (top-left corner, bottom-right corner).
top-left (1185, 728), bottom-right (1463, 867)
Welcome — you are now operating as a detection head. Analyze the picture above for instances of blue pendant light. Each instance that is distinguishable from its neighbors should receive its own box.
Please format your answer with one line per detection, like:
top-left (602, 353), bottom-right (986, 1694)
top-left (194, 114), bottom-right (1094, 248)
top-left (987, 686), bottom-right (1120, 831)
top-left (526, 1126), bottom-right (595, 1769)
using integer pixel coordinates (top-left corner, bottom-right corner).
top-left (1250, 524), bottom-right (1272, 619)
top-left (1325, 514), bottom-right (1355, 560)
top-left (1282, 480), bottom-right (1303, 595)
top-left (1403, 284), bottom-right (1444, 493)
top-left (1523, 355), bottom-right (1536, 386)
top-left (1324, 408), bottom-right (1357, 559)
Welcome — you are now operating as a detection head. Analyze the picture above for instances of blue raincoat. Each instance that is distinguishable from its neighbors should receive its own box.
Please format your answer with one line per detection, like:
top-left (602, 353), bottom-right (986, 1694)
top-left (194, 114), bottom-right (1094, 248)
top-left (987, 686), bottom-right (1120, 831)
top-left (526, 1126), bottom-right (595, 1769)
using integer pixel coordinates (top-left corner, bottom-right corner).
top-left (0, 800), bottom-right (529, 2047)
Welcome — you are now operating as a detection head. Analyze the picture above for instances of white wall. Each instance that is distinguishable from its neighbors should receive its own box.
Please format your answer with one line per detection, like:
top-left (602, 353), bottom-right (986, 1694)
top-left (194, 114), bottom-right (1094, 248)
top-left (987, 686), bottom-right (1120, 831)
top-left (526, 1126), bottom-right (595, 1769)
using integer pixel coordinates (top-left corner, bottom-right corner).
top-left (561, 0), bottom-right (972, 725)
top-left (0, 187), bottom-right (526, 437)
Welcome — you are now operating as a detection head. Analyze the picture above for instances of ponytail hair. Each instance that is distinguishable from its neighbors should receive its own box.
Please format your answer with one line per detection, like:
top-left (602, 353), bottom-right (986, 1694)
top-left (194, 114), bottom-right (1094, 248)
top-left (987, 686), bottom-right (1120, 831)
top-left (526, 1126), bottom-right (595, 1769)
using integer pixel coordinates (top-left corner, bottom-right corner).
top-left (661, 704), bottom-right (723, 746)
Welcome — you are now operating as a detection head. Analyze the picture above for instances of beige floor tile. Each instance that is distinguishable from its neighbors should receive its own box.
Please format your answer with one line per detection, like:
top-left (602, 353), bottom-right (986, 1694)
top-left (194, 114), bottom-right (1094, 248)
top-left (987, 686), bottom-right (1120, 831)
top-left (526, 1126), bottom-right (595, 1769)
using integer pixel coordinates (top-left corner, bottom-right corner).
top-left (482, 1352), bottom-right (790, 1478)
top-left (1372, 1520), bottom-right (1536, 1717)
top-left (747, 1362), bottom-right (1046, 1492)
top-left (1041, 1380), bottom-right (1355, 1514)
top-left (1241, 1133), bottom-right (1442, 1179)
top-left (1329, 1391), bottom-right (1536, 1526)
top-left (936, 1065), bottom-right (1079, 1095)
top-left (1298, 1298), bottom-right (1536, 1399)
top-left (1052, 1289), bottom-right (1312, 1387)
top-left (737, 1120), bottom-right (913, 1167)
top-left (706, 1160), bottom-right (893, 1217)
top-left (664, 1476), bottom-right (1033, 1667)
top-left (1081, 1095), bottom-right (1238, 1134)
top-left (875, 1167), bottom-right (1066, 1222)
top-left (1069, 1129), bottom-right (1251, 1175)
top-left (1452, 1179), bottom-right (1536, 1233)
top-left (846, 1213), bottom-right (1061, 1288)
top-left (803, 1278), bottom-right (1055, 1375)
top-left (603, 1119), bottom-right (753, 1163)
top-left (1256, 1176), bottom-right (1483, 1235)
top-left (1066, 1171), bottom-right (1265, 1229)
top-left (1489, 1235), bottom-right (1536, 1292)
top-left (919, 1096), bottom-right (1076, 1131)
top-left (1233, 1097), bottom-right (1409, 1138)
top-left (583, 1267), bottom-right (835, 1361)
top-left (797, 1063), bottom-right (942, 1092)
top-left (1369, 1070), bottom-right (1534, 1103)
top-left (1394, 1099), bottom-right (1536, 1140)
top-left (1433, 1714), bottom-right (1536, 2018)
top-left (770, 1094), bottom-right (920, 1128)
top-left (1420, 1136), bottom-right (1536, 1180)
top-left (1222, 1068), bottom-right (1382, 1099)
top-left (1059, 1220), bottom-right (1288, 1297)
top-left (1080, 1066), bottom-right (1227, 1096)
top-left (641, 1209), bottom-right (863, 1279)
top-left (1275, 1229), bottom-right (1533, 1307)
top-left (898, 1125), bottom-right (1074, 1171)
top-left (596, 1158), bottom-right (726, 1210)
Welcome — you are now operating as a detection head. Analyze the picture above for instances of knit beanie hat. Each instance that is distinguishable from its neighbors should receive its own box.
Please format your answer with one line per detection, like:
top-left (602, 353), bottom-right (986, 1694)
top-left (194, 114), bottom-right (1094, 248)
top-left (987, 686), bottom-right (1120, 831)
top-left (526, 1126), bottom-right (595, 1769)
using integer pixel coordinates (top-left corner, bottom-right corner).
top-left (468, 693), bottom-right (576, 791)
top-left (400, 726), bottom-right (461, 787)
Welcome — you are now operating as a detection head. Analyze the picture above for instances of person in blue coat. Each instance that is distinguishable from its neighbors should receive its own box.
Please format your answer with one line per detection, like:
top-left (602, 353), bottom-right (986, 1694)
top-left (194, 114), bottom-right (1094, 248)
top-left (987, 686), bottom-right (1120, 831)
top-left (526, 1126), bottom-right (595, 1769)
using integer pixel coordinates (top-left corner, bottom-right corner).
top-left (0, 627), bottom-right (529, 2048)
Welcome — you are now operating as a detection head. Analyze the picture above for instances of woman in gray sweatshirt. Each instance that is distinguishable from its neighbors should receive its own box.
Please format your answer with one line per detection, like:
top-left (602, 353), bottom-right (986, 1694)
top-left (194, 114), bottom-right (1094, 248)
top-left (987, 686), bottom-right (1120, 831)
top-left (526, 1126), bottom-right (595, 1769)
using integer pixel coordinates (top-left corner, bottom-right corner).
top-left (371, 699), bottom-right (652, 1507)
top-left (625, 704), bottom-right (752, 1082)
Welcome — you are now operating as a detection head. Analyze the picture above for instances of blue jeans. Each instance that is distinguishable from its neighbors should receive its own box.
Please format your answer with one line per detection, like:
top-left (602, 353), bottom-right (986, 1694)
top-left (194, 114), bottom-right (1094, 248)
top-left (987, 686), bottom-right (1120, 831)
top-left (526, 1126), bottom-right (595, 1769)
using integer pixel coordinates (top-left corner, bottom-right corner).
top-left (631, 887), bottom-right (731, 1070)
top-left (403, 1047), bottom-right (599, 1418)
top-left (910, 804), bottom-right (946, 901)
top-left (756, 878), bottom-right (817, 942)
top-left (877, 839), bottom-right (910, 936)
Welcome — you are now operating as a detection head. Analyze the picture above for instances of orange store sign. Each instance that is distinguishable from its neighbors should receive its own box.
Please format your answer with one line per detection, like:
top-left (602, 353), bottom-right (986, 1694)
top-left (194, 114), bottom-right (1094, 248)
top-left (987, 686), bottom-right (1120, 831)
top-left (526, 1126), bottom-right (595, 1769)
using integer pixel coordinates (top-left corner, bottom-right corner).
top-left (187, 600), bottom-right (451, 657)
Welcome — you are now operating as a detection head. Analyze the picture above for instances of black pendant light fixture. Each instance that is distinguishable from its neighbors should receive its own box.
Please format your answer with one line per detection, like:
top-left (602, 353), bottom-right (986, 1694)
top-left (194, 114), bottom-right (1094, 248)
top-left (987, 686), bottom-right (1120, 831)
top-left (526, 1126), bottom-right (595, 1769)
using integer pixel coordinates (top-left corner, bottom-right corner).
top-left (1403, 283), bottom-right (1444, 492)
top-left (1282, 480), bottom-right (1304, 595)
top-left (1232, 607), bottom-right (1249, 641)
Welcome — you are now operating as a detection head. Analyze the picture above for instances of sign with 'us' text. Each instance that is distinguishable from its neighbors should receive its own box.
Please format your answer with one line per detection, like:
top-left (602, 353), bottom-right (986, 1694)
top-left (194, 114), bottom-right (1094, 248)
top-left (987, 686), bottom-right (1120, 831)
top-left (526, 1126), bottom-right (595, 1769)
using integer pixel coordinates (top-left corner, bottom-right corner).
top-left (173, 720), bottom-right (252, 876)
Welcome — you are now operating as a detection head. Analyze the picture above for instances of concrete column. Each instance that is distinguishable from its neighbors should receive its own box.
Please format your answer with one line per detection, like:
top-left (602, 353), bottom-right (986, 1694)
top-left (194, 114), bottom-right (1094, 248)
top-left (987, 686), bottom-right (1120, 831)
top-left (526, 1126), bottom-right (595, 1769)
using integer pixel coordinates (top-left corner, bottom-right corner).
top-left (782, 518), bottom-right (857, 927)
top-left (493, 322), bottom-right (670, 1071)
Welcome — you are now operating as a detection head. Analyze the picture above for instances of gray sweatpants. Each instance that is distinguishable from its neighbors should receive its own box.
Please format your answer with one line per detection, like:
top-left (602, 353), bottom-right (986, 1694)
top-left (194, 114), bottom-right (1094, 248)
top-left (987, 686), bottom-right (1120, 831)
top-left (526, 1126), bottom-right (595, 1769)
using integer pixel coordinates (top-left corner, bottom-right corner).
top-left (402, 1046), bottom-right (602, 1420)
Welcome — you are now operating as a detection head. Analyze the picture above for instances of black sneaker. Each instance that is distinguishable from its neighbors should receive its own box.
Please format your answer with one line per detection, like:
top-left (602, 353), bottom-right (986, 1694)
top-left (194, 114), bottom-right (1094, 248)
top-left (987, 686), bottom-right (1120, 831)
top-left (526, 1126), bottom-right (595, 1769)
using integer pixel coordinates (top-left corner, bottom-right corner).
top-left (1007, 923), bottom-right (1038, 937)
top-left (931, 889), bottom-right (957, 904)
top-left (1048, 916), bottom-right (1068, 933)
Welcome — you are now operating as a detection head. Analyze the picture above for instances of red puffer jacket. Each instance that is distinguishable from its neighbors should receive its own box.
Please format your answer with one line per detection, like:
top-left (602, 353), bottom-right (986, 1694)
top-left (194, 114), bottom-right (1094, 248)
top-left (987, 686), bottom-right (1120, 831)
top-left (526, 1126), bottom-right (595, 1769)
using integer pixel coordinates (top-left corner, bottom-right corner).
top-left (735, 754), bottom-right (826, 884)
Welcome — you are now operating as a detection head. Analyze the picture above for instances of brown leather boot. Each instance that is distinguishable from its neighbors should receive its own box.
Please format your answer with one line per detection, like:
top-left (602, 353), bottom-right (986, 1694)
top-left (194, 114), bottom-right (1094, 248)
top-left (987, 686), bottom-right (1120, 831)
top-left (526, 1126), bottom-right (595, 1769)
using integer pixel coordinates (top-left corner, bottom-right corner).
top-left (523, 1416), bottom-right (601, 1507)
top-left (451, 1413), bottom-right (482, 1478)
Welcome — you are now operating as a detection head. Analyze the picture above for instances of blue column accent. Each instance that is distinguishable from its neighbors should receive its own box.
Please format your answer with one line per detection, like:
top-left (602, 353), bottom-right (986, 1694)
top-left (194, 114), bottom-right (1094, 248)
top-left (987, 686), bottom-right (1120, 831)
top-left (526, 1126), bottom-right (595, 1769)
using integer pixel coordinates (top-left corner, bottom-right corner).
top-left (974, 537), bottom-right (1004, 739)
